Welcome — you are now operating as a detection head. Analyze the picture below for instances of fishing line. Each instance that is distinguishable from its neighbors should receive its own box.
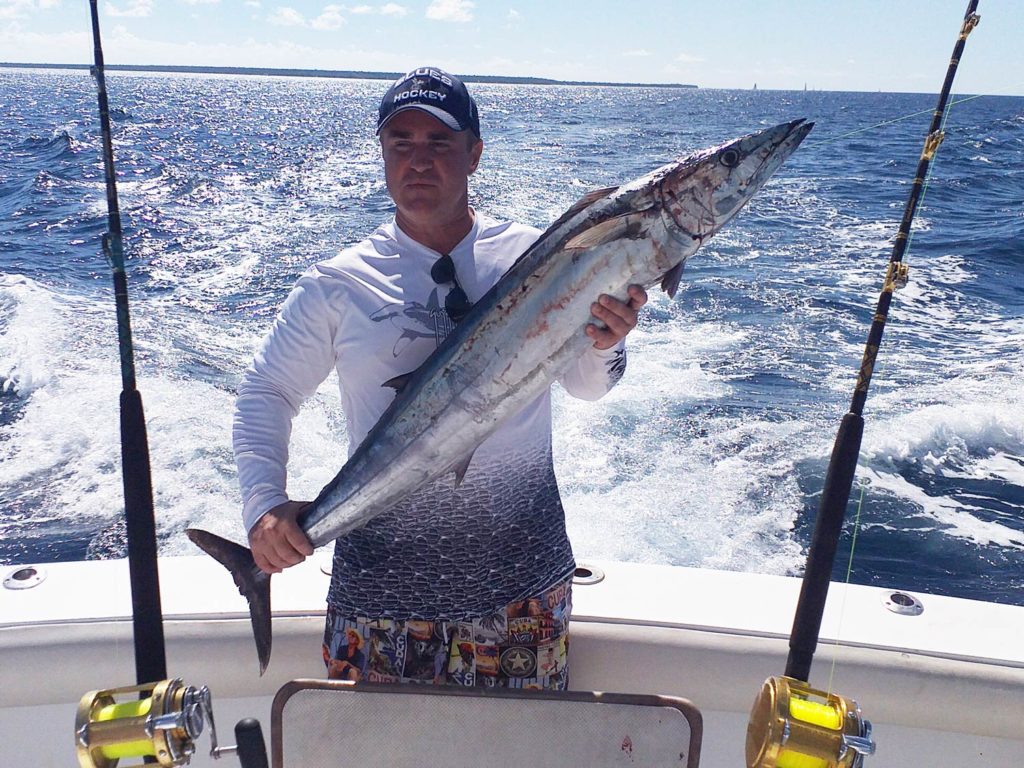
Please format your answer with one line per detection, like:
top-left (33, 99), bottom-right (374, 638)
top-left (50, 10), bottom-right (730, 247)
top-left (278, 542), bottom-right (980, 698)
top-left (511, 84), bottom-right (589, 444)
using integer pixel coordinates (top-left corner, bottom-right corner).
top-left (825, 476), bottom-right (869, 698)
top-left (903, 92), bottom-right (964, 268)
top-left (783, 0), bottom-right (980, 684)
top-left (818, 75), bottom-right (967, 673)
top-left (821, 88), bottom-right (962, 621)
top-left (804, 93), bottom-right (986, 148)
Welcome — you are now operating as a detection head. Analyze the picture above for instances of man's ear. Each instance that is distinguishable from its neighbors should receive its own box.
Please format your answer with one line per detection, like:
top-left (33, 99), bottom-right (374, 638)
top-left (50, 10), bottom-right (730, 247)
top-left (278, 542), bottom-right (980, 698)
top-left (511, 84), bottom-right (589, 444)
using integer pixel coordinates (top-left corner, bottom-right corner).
top-left (468, 138), bottom-right (483, 175)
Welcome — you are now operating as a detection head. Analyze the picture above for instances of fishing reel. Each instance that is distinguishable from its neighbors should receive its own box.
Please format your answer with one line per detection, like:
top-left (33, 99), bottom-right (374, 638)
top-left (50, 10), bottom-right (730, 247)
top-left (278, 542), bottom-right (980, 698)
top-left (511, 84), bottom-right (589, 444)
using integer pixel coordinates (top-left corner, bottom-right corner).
top-left (745, 676), bottom-right (876, 768)
top-left (75, 679), bottom-right (228, 768)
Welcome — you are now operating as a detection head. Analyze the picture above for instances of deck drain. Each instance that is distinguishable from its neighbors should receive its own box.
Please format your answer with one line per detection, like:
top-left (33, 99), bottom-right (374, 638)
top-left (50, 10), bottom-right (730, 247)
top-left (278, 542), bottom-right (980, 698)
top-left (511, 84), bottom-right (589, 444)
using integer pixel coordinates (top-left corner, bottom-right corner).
top-left (882, 590), bottom-right (924, 616)
top-left (3, 566), bottom-right (47, 590)
top-left (573, 564), bottom-right (605, 586)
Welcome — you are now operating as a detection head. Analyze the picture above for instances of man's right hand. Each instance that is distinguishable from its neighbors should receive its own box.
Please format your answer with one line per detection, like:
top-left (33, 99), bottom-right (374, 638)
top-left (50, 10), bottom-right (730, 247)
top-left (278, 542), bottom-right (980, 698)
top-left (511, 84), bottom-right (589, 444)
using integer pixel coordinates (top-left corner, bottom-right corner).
top-left (248, 500), bottom-right (315, 574)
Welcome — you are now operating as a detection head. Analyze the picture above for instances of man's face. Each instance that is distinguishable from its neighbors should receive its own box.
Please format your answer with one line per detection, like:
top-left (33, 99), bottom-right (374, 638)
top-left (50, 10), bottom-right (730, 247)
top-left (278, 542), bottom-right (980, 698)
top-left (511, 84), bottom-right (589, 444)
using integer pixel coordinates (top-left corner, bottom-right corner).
top-left (380, 109), bottom-right (482, 227)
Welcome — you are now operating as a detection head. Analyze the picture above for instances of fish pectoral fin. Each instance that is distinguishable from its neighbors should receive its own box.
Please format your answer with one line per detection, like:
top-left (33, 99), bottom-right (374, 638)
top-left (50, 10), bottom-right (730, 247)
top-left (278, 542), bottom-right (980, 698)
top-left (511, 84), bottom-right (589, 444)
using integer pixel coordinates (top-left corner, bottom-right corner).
top-left (565, 211), bottom-right (649, 250)
top-left (451, 452), bottom-right (475, 487)
top-left (382, 370), bottom-right (415, 393)
top-left (660, 260), bottom-right (687, 298)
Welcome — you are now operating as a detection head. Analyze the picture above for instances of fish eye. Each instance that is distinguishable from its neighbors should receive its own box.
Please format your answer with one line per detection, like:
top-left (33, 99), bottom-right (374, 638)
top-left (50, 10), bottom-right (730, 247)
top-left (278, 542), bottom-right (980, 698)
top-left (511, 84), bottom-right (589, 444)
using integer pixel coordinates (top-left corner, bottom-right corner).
top-left (719, 149), bottom-right (741, 168)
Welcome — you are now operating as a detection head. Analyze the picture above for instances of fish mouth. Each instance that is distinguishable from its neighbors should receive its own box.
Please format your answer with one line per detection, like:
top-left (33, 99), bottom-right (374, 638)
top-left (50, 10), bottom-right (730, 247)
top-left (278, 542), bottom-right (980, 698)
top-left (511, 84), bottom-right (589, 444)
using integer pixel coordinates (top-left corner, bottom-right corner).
top-left (747, 118), bottom-right (814, 177)
top-left (773, 118), bottom-right (814, 159)
top-left (659, 118), bottom-right (813, 238)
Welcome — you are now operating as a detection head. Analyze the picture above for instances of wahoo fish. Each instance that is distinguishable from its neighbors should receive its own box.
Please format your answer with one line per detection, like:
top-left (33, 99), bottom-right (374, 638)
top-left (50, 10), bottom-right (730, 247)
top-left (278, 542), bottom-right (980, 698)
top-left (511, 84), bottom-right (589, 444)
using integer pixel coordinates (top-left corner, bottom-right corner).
top-left (188, 118), bottom-right (813, 673)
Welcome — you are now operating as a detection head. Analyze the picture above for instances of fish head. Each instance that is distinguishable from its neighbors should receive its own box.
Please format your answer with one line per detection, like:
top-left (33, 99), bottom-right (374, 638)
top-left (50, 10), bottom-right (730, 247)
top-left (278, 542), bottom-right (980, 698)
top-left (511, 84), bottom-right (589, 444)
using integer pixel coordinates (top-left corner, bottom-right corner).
top-left (656, 119), bottom-right (813, 249)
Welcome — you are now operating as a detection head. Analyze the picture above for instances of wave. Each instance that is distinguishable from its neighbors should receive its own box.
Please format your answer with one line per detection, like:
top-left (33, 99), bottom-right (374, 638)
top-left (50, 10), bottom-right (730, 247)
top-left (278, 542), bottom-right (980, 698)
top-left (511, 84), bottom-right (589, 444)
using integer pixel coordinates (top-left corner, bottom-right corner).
top-left (0, 274), bottom-right (65, 395)
top-left (2, 72), bottom-right (1022, 602)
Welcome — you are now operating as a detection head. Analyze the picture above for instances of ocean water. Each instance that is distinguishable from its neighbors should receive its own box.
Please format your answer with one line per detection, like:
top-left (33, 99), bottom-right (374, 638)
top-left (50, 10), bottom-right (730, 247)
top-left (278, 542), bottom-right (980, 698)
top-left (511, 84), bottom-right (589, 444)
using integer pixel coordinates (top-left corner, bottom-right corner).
top-left (1, 68), bottom-right (1022, 606)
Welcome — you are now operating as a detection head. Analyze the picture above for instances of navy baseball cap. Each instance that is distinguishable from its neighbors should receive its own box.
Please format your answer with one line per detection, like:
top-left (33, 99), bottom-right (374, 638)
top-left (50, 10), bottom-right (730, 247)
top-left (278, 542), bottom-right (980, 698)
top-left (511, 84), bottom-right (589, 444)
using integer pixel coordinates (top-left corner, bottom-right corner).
top-left (377, 67), bottom-right (481, 138)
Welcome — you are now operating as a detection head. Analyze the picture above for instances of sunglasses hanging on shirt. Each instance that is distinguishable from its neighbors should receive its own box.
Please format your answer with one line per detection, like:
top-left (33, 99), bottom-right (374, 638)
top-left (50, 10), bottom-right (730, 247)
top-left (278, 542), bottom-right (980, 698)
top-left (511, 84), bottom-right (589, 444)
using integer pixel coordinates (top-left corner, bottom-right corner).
top-left (430, 253), bottom-right (473, 324)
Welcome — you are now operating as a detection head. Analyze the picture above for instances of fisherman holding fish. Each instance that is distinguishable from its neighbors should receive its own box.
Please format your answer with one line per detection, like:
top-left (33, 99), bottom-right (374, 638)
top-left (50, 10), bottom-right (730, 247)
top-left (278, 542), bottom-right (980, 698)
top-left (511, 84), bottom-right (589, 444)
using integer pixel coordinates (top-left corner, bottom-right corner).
top-left (232, 67), bottom-right (647, 688)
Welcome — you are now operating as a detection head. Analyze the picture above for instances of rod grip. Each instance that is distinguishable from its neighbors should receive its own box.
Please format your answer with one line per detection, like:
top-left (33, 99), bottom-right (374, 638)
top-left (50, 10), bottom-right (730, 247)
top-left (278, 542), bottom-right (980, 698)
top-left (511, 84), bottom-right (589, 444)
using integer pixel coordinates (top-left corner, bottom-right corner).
top-left (785, 411), bottom-right (865, 682)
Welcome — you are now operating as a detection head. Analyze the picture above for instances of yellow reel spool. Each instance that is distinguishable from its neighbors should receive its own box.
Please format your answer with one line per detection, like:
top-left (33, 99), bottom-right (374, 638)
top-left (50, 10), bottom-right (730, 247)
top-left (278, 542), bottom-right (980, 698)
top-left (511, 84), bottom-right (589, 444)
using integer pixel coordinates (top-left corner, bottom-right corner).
top-left (746, 676), bottom-right (875, 768)
top-left (75, 678), bottom-right (212, 768)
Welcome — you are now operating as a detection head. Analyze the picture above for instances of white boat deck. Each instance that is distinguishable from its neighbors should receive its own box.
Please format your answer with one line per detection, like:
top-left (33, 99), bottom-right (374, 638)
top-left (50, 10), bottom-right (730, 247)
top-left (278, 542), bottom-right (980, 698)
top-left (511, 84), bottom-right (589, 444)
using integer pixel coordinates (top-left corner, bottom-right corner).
top-left (2, 556), bottom-right (1023, 766)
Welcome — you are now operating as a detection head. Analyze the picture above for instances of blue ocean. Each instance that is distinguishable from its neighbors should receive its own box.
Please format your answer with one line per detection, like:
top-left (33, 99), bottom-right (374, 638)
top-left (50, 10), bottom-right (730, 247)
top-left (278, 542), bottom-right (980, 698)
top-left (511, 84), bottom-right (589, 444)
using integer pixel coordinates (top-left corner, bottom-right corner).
top-left (1, 68), bottom-right (1022, 606)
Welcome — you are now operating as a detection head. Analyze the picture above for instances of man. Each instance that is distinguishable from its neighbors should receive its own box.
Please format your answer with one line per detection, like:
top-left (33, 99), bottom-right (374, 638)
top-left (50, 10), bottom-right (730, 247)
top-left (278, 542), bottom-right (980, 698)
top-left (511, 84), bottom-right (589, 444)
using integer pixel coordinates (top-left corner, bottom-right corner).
top-left (325, 628), bottom-right (366, 681)
top-left (233, 66), bottom-right (647, 689)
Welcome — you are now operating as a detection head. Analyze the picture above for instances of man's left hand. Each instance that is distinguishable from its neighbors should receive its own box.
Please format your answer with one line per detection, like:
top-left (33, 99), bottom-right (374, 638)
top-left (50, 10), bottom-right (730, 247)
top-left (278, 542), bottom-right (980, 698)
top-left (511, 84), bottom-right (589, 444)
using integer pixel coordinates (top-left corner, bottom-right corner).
top-left (586, 285), bottom-right (648, 350)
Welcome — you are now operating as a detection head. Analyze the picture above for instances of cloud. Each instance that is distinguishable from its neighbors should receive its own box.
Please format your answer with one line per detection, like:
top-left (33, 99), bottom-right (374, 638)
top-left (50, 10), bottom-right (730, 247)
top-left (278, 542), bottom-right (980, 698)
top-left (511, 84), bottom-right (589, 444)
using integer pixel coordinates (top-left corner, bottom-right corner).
top-left (24, 24), bottom-right (418, 73)
top-left (264, 2), bottom-right (407, 29)
top-left (268, 6), bottom-right (305, 26)
top-left (425, 0), bottom-right (473, 23)
top-left (1, 0), bottom-right (61, 18)
top-left (350, 3), bottom-right (409, 16)
top-left (674, 52), bottom-right (703, 64)
top-left (623, 49), bottom-right (650, 58)
top-left (0, 23), bottom-right (89, 58)
top-left (104, 0), bottom-right (154, 18)
top-left (312, 4), bottom-right (345, 29)
top-left (507, 9), bottom-right (519, 21)
top-left (244, 0), bottom-right (260, 5)
top-left (181, 0), bottom-right (220, 5)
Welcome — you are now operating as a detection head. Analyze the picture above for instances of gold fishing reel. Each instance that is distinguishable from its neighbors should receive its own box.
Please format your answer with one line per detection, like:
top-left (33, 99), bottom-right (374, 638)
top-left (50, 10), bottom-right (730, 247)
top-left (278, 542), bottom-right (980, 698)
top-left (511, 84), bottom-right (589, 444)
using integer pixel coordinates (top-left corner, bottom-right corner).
top-left (746, 676), bottom-right (876, 768)
top-left (75, 679), bottom-right (219, 768)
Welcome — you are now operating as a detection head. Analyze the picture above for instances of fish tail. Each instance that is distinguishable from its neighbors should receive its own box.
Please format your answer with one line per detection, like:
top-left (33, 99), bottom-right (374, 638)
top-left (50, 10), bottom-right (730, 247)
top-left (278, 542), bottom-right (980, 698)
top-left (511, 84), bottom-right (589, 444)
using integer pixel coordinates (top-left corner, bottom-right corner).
top-left (186, 528), bottom-right (273, 675)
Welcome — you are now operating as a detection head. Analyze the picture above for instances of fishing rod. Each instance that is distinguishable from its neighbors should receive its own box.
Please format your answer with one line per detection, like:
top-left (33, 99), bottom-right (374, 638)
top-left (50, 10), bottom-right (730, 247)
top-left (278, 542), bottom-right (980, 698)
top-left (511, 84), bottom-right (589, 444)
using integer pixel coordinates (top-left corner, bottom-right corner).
top-left (79, 11), bottom-right (274, 768)
top-left (79, 10), bottom-right (274, 767)
top-left (746, 3), bottom-right (980, 766)
top-left (88, 0), bottom-right (167, 686)
top-left (784, 0), bottom-right (980, 685)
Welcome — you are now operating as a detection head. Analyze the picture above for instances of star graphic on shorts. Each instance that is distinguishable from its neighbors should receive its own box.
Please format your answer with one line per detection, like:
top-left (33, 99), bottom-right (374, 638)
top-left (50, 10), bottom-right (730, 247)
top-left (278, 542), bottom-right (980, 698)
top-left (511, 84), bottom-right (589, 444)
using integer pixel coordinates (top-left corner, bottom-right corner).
top-left (506, 650), bottom-right (531, 673)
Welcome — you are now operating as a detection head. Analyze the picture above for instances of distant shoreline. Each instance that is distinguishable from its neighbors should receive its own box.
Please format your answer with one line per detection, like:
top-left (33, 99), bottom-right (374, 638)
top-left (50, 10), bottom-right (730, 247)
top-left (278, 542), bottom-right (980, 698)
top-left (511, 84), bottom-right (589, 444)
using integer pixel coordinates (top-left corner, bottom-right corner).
top-left (0, 62), bottom-right (698, 89)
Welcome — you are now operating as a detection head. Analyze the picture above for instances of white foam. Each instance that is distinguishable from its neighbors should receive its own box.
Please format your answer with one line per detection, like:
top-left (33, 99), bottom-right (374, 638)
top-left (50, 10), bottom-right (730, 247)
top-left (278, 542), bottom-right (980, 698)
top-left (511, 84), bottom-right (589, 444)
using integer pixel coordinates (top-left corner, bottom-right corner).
top-left (0, 274), bottom-right (64, 394)
top-left (558, 406), bottom-right (807, 574)
top-left (0, 268), bottom-right (349, 554)
top-left (858, 467), bottom-right (1024, 549)
top-left (554, 309), bottom-right (807, 576)
top-left (864, 374), bottom-right (1024, 467)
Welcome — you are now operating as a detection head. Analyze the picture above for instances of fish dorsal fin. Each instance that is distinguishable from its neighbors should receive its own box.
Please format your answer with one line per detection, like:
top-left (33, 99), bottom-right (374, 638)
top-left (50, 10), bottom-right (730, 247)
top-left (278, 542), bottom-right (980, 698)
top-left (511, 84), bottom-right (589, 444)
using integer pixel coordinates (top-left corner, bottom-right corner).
top-left (382, 371), bottom-right (414, 392)
top-left (660, 259), bottom-right (687, 298)
top-left (506, 186), bottom-right (619, 273)
top-left (451, 452), bottom-right (474, 487)
top-left (565, 211), bottom-right (648, 250)
top-left (547, 185), bottom-right (618, 232)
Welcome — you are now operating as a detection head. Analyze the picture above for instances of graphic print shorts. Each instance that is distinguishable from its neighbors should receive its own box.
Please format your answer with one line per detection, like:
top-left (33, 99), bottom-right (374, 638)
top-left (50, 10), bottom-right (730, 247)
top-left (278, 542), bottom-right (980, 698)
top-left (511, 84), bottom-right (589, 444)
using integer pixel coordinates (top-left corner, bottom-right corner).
top-left (322, 577), bottom-right (572, 690)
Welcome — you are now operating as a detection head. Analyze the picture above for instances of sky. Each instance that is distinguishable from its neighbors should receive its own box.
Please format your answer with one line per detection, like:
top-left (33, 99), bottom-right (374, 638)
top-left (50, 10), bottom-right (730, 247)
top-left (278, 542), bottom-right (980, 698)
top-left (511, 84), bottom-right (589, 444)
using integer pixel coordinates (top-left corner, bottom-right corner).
top-left (1, 0), bottom-right (1021, 95)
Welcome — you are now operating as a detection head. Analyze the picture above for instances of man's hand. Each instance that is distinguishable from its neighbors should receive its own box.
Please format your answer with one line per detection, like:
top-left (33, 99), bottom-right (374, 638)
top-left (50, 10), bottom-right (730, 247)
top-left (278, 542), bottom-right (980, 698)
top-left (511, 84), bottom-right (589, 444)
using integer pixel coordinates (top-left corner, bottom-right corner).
top-left (248, 500), bottom-right (315, 574)
top-left (586, 284), bottom-right (648, 350)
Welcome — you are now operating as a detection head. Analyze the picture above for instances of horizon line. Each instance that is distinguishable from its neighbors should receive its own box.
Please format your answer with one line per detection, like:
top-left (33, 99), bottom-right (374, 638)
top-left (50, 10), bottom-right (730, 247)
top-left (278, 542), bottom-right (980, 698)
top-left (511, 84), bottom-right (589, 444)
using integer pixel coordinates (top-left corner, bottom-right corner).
top-left (3, 62), bottom-right (1011, 96)
top-left (0, 62), bottom-right (700, 89)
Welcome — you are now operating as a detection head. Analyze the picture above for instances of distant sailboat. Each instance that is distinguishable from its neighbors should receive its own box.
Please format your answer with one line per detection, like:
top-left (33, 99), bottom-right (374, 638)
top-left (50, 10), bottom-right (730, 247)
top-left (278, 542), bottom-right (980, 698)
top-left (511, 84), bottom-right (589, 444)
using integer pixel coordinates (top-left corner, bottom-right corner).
top-left (752, 82), bottom-right (757, 91)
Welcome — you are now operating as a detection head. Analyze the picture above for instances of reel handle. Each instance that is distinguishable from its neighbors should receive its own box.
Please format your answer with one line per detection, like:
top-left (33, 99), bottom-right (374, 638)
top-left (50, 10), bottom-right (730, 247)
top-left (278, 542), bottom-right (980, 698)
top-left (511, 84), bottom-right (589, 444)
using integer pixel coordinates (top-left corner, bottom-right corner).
top-left (234, 718), bottom-right (269, 768)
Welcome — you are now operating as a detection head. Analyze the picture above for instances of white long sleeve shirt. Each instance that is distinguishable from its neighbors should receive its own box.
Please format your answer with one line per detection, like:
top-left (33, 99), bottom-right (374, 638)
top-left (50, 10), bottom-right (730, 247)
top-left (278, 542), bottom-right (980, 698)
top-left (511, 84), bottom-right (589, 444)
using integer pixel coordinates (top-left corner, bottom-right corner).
top-left (234, 212), bottom-right (626, 618)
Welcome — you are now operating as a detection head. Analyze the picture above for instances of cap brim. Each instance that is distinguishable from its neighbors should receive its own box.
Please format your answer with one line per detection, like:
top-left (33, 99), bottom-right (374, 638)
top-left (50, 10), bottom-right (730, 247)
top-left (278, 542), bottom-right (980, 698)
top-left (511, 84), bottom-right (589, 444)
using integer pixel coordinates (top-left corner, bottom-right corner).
top-left (377, 104), bottom-right (465, 134)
